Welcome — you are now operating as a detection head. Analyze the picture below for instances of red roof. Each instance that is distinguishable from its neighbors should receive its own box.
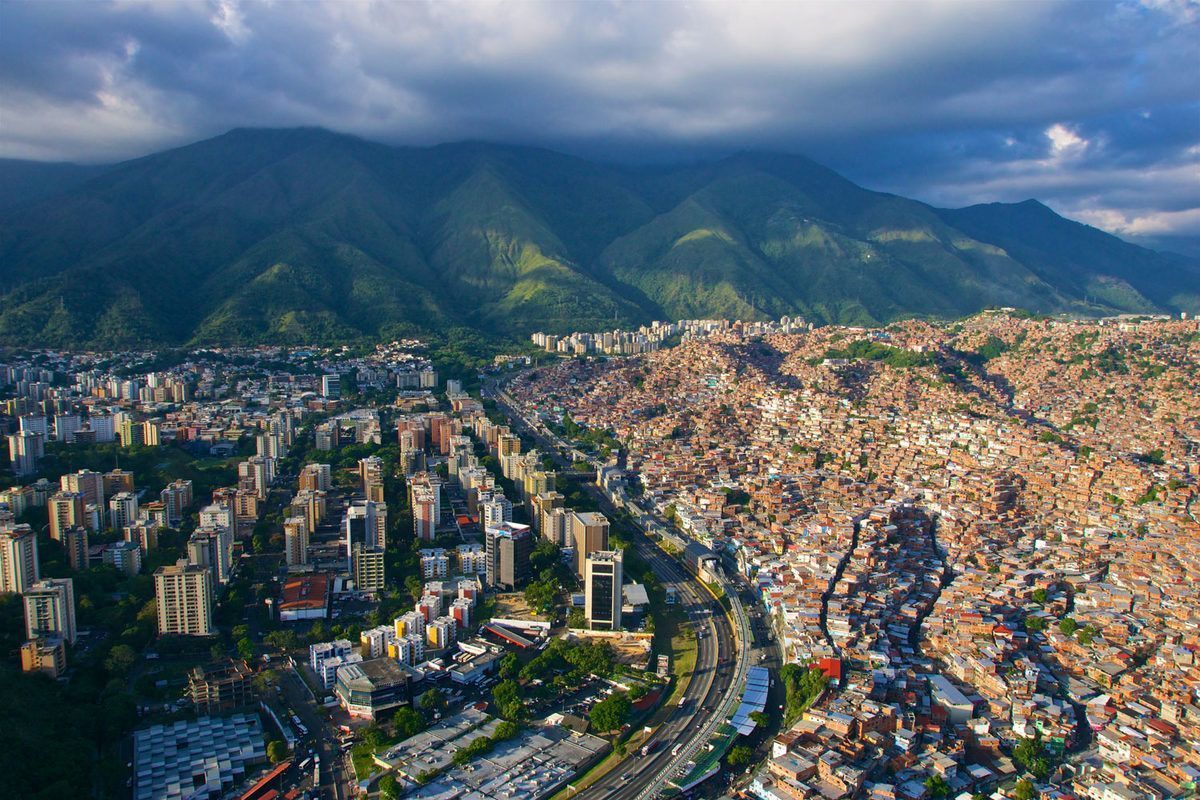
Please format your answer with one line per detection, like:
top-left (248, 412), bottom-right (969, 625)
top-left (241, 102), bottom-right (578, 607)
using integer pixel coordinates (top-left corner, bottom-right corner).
top-left (280, 574), bottom-right (330, 611)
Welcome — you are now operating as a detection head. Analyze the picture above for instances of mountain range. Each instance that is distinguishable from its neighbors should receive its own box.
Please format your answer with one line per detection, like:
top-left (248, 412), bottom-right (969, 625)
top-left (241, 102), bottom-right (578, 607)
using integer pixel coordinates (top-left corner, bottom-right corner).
top-left (1, 127), bottom-right (1196, 348)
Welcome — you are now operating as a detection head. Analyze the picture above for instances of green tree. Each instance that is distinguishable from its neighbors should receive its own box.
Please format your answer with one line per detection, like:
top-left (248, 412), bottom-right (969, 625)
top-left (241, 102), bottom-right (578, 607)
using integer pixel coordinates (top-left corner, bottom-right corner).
top-left (726, 745), bottom-right (755, 769)
top-left (104, 644), bottom-right (137, 675)
top-left (419, 688), bottom-right (448, 714)
top-left (1031, 588), bottom-right (1048, 604)
top-left (267, 740), bottom-right (289, 763)
top-left (493, 680), bottom-right (525, 721)
top-left (392, 707), bottom-right (425, 739)
top-left (1076, 625), bottom-right (1098, 645)
top-left (378, 774), bottom-right (400, 800)
top-left (499, 652), bottom-right (520, 680)
top-left (264, 630), bottom-right (298, 650)
top-left (589, 692), bottom-right (631, 733)
top-left (749, 711), bottom-right (769, 727)
top-left (567, 608), bottom-right (586, 628)
top-left (1012, 779), bottom-right (1036, 800)
top-left (924, 775), bottom-right (950, 799)
top-left (236, 637), bottom-right (255, 660)
top-left (1025, 615), bottom-right (1047, 633)
top-left (1058, 617), bottom-right (1078, 636)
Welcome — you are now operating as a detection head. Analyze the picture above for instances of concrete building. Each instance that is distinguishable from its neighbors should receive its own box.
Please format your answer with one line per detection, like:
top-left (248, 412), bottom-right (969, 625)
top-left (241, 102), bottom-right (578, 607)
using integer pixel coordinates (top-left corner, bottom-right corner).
top-left (360, 456), bottom-right (386, 503)
top-left (23, 577), bottom-right (76, 644)
top-left (48, 491), bottom-right (86, 541)
top-left (160, 479), bottom-right (193, 526)
top-left (299, 462), bottom-right (331, 492)
top-left (154, 561), bottom-right (215, 636)
top-left (585, 550), bottom-right (623, 631)
top-left (410, 474), bottom-right (442, 542)
top-left (352, 544), bottom-right (386, 592)
top-left (485, 522), bottom-right (533, 591)
top-left (278, 574), bottom-right (330, 621)
top-left (284, 516), bottom-right (309, 567)
top-left (188, 659), bottom-right (253, 714)
top-left (321, 374), bottom-right (341, 399)
top-left (109, 491), bottom-right (140, 530)
top-left (104, 540), bottom-right (143, 576)
top-left (0, 524), bottom-right (40, 593)
top-left (7, 430), bottom-right (43, 476)
top-left (61, 469), bottom-right (105, 509)
top-left (335, 657), bottom-right (412, 720)
top-left (63, 525), bottom-right (89, 571)
top-left (132, 713), bottom-right (266, 800)
top-left (20, 637), bottom-right (66, 677)
top-left (571, 512), bottom-right (610, 576)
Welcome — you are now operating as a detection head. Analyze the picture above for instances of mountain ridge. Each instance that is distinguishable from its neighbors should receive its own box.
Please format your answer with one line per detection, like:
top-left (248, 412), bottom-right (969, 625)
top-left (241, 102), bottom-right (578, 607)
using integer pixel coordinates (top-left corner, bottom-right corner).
top-left (0, 127), bottom-right (1196, 347)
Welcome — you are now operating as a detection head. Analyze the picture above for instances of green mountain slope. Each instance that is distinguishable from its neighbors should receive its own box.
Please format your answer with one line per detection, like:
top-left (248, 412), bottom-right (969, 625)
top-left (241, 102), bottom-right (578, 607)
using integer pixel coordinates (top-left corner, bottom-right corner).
top-left (0, 129), bottom-right (1194, 347)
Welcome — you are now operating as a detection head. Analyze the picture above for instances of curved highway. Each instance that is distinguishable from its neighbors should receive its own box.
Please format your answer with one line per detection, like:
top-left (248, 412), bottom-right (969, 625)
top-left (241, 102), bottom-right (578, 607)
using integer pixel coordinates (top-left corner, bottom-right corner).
top-left (484, 375), bottom-right (752, 800)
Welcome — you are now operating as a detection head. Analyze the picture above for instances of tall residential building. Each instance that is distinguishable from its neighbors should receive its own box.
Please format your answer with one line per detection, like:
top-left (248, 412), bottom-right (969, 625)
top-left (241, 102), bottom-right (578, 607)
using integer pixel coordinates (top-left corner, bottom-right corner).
top-left (23, 578), bottom-right (76, 644)
top-left (117, 416), bottom-right (144, 447)
top-left (142, 419), bottom-right (162, 446)
top-left (284, 516), bottom-right (309, 567)
top-left (480, 493), bottom-right (513, 530)
top-left (484, 522), bottom-right (533, 591)
top-left (292, 489), bottom-right (328, 532)
top-left (0, 524), bottom-right (40, 593)
top-left (103, 468), bottom-right (135, 496)
top-left (352, 545), bottom-right (385, 592)
top-left (154, 561), bottom-right (215, 636)
top-left (299, 463), bottom-right (332, 492)
top-left (360, 456), bottom-right (385, 502)
top-left (63, 526), bottom-right (90, 572)
top-left (103, 540), bottom-right (142, 576)
top-left (409, 473), bottom-right (441, 542)
top-left (108, 491), bottom-right (139, 530)
top-left (53, 414), bottom-right (82, 443)
top-left (571, 511), bottom-right (610, 576)
top-left (187, 527), bottom-right (233, 585)
top-left (585, 550), bottom-right (623, 632)
top-left (543, 506), bottom-right (571, 547)
top-left (7, 430), bottom-right (43, 477)
top-left (238, 457), bottom-right (273, 500)
top-left (19, 414), bottom-right (48, 436)
top-left (124, 523), bottom-right (158, 554)
top-left (48, 491), bottom-right (86, 541)
top-left (160, 479), bottom-right (194, 526)
top-left (344, 501), bottom-right (387, 569)
top-left (20, 638), bottom-right (65, 677)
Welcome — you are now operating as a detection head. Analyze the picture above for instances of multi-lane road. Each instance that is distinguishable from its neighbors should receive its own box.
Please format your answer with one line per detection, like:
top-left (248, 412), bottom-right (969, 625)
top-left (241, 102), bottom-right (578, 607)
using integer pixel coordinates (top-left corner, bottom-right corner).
top-left (484, 375), bottom-right (758, 800)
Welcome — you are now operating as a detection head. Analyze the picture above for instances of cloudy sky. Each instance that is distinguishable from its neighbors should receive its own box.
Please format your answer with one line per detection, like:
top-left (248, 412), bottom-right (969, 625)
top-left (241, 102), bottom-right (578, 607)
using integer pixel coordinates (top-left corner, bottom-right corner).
top-left (2, 0), bottom-right (1198, 243)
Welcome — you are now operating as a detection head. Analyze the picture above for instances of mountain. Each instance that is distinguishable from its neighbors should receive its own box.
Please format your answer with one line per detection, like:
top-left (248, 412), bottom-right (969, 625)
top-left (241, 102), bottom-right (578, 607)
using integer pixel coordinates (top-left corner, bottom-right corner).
top-left (0, 128), bottom-right (1196, 348)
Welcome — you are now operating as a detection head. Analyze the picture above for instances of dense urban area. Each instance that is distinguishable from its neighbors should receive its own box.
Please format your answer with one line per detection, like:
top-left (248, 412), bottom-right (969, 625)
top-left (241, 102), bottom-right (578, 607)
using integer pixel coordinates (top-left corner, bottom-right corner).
top-left (1, 310), bottom-right (1197, 800)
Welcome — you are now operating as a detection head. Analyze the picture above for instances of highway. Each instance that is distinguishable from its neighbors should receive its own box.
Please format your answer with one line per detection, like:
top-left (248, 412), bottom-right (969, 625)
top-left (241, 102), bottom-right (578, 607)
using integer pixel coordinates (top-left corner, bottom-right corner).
top-left (484, 375), bottom-right (754, 800)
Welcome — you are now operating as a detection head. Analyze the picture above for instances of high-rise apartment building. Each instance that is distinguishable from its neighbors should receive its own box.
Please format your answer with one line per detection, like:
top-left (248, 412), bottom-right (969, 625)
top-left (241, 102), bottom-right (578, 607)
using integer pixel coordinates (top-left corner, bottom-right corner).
top-left (321, 374), bottom-right (341, 399)
top-left (23, 577), bottom-right (76, 644)
top-left (103, 540), bottom-right (142, 576)
top-left (160, 479), bottom-right (194, 526)
top-left (108, 491), bottom-right (139, 530)
top-left (187, 527), bottom-right (233, 585)
top-left (284, 516), bottom-right (309, 567)
top-left (103, 468), bottom-right (135, 496)
top-left (299, 463), bottom-right (332, 492)
top-left (480, 493), bottom-right (513, 531)
top-left (0, 524), bottom-right (40, 593)
top-left (63, 526), bottom-right (89, 571)
top-left (585, 550), bottom-right (623, 631)
top-left (352, 545), bottom-right (386, 592)
top-left (7, 430), bottom-right (43, 476)
top-left (484, 522), bottom-right (533, 591)
top-left (409, 473), bottom-right (441, 542)
top-left (571, 511), bottom-right (610, 576)
top-left (360, 456), bottom-right (385, 503)
top-left (154, 561), bottom-right (215, 636)
top-left (48, 491), bottom-right (86, 541)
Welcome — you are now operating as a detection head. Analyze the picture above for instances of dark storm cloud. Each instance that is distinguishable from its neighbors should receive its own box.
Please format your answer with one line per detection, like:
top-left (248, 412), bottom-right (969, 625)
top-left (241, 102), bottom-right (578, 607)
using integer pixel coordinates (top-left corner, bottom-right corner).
top-left (0, 0), bottom-right (1197, 236)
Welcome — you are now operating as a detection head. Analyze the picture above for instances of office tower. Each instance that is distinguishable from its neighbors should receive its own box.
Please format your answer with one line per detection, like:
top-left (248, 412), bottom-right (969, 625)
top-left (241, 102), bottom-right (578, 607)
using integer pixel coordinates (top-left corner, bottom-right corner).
top-left (352, 545), bottom-right (385, 592)
top-left (108, 491), bottom-right (139, 530)
top-left (124, 523), bottom-right (158, 554)
top-left (23, 578), bottom-right (76, 644)
top-left (160, 479), bottom-right (194, 526)
top-left (53, 413), bottom-right (82, 443)
top-left (299, 463), bottom-right (331, 492)
top-left (8, 430), bottom-right (44, 476)
top-left (571, 511), bottom-right (610, 576)
top-left (359, 456), bottom-right (385, 502)
top-left (48, 491), bottom-right (86, 541)
top-left (154, 560), bottom-right (215, 636)
top-left (321, 374), bottom-right (341, 399)
top-left (63, 526), bottom-right (89, 571)
top-left (0, 524), bottom-right (40, 593)
top-left (188, 527), bottom-right (233, 585)
top-left (103, 540), bottom-right (142, 576)
top-left (484, 522), bottom-right (533, 591)
top-left (480, 493), bottom-right (513, 531)
top-left (103, 469), bottom-right (135, 496)
top-left (409, 473), bottom-right (441, 542)
top-left (446, 379), bottom-right (463, 394)
top-left (284, 516), bottom-right (309, 567)
top-left (585, 550), bottom-right (623, 631)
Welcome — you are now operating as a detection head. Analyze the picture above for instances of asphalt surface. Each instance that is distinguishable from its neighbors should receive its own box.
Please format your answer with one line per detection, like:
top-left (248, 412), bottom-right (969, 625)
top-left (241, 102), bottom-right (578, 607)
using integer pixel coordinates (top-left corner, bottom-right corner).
top-left (484, 376), bottom-right (749, 800)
